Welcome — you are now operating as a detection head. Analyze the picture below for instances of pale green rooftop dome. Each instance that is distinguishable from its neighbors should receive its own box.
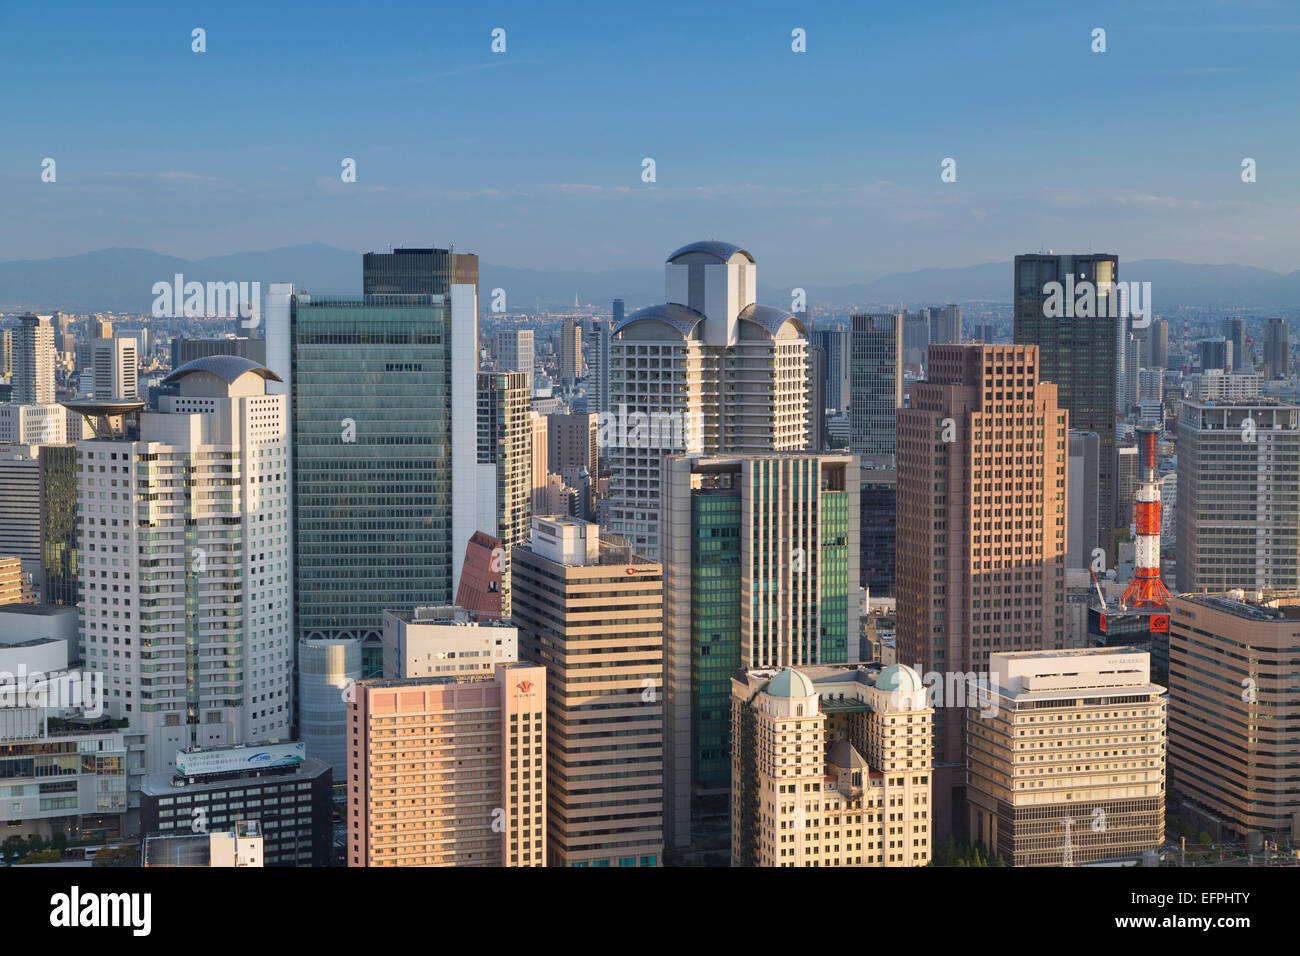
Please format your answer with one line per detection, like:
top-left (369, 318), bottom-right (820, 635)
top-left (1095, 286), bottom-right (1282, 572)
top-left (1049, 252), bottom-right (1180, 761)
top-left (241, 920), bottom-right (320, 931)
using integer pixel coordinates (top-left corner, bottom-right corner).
top-left (766, 668), bottom-right (816, 699)
top-left (875, 664), bottom-right (924, 694)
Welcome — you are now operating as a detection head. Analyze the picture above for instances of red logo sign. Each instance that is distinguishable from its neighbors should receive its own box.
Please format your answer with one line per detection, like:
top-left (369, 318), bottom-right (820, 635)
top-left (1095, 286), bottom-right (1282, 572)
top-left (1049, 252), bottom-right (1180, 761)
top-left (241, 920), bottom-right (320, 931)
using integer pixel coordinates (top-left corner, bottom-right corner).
top-left (1098, 614), bottom-right (1107, 633)
top-left (1149, 615), bottom-right (1169, 633)
top-left (626, 568), bottom-right (637, 575)
top-left (517, 680), bottom-right (534, 693)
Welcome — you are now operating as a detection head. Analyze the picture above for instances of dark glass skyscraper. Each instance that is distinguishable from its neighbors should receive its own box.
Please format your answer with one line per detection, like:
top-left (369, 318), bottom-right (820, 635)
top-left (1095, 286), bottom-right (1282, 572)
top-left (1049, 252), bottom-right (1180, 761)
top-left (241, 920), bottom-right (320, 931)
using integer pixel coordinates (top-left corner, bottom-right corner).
top-left (39, 443), bottom-right (78, 606)
top-left (1013, 253), bottom-right (1118, 563)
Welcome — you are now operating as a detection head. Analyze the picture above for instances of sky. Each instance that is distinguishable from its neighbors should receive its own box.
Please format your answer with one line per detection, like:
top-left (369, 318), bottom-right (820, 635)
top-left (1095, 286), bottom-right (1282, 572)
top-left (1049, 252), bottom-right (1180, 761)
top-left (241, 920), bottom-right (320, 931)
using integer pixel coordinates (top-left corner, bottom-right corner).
top-left (2, 0), bottom-right (1299, 285)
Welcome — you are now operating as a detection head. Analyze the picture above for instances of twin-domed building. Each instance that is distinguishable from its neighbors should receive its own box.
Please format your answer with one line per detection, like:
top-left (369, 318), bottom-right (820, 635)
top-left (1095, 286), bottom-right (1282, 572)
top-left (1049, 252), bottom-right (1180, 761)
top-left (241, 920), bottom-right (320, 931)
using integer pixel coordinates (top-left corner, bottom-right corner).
top-left (730, 662), bottom-right (933, 867)
top-left (607, 241), bottom-right (811, 560)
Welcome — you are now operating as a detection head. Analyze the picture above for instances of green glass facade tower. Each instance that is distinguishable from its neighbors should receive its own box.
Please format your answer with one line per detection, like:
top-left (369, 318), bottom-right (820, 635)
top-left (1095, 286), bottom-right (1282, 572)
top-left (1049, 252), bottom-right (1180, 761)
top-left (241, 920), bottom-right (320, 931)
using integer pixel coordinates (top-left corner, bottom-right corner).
top-left (662, 452), bottom-right (859, 850)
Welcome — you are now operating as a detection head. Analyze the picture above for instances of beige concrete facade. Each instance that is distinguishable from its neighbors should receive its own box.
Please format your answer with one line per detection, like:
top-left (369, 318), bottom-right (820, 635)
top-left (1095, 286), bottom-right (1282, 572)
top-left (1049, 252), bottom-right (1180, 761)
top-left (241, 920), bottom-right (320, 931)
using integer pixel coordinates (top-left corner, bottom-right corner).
top-left (730, 663), bottom-right (933, 867)
top-left (513, 517), bottom-right (665, 867)
top-left (1169, 592), bottom-right (1300, 840)
top-left (967, 647), bottom-right (1166, 866)
top-left (347, 662), bottom-right (547, 867)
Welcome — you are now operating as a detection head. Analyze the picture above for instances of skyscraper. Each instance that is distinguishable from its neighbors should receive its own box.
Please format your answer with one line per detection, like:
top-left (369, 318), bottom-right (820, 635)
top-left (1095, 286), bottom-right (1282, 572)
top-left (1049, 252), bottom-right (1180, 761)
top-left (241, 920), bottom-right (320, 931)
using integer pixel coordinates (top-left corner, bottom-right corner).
top-left (607, 241), bottom-right (809, 561)
top-left (14, 313), bottom-right (55, 405)
top-left (1146, 318), bottom-right (1169, 370)
top-left (265, 248), bottom-right (480, 645)
top-left (477, 371), bottom-right (533, 617)
top-left (968, 648), bottom-right (1165, 865)
top-left (77, 356), bottom-right (291, 772)
top-left (812, 325), bottom-right (851, 413)
top-left (930, 304), bottom-right (962, 345)
top-left (529, 411), bottom-right (549, 513)
top-left (1014, 253), bottom-right (1119, 563)
top-left (361, 246), bottom-right (479, 305)
top-left (1222, 317), bottom-right (1246, 370)
top-left (896, 344), bottom-right (1067, 834)
top-left (1265, 316), bottom-right (1290, 380)
top-left (512, 517), bottom-right (665, 867)
top-left (1168, 591), bottom-right (1300, 841)
top-left (588, 315), bottom-right (613, 415)
top-left (806, 343), bottom-right (826, 451)
top-left (1176, 397), bottom-right (1300, 593)
top-left (850, 313), bottom-right (903, 460)
top-left (39, 443), bottom-right (78, 607)
top-left (660, 452), bottom-right (858, 847)
top-left (347, 663), bottom-right (548, 867)
top-left (91, 336), bottom-right (138, 400)
top-left (558, 317), bottom-right (582, 386)
top-left (496, 328), bottom-right (535, 378)
top-left (1199, 336), bottom-right (1232, 373)
top-left (1067, 431), bottom-right (1100, 571)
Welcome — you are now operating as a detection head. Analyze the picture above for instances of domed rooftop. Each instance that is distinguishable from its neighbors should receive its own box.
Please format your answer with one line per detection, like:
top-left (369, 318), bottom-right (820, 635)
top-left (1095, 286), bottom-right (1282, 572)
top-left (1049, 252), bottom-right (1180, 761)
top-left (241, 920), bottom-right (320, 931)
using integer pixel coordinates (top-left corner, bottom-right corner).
top-left (875, 664), bottom-right (924, 694)
top-left (162, 355), bottom-right (283, 386)
top-left (765, 668), bottom-right (816, 699)
top-left (666, 240), bottom-right (754, 264)
top-left (612, 302), bottom-right (705, 337)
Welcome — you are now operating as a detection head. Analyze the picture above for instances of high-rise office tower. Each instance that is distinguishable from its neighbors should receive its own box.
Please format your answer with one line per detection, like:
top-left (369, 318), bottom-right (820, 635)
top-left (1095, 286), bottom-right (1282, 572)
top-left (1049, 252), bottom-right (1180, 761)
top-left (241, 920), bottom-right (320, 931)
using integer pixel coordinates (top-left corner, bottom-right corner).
top-left (968, 648), bottom-right (1165, 866)
top-left (730, 663), bottom-right (933, 867)
top-left (806, 343), bottom-right (826, 451)
top-left (477, 371), bottom-right (533, 617)
top-left (1067, 431), bottom-right (1100, 570)
top-left (1265, 316), bottom-right (1290, 380)
top-left (361, 246), bottom-right (479, 305)
top-left (1176, 397), bottom-right (1300, 593)
top-left (850, 313), bottom-right (903, 460)
top-left (588, 314), bottom-right (613, 415)
top-left (897, 344), bottom-right (1067, 834)
top-left (77, 356), bottom-right (291, 772)
top-left (1014, 253), bottom-right (1119, 563)
top-left (1138, 368), bottom-right (1163, 403)
top-left (1146, 318), bottom-right (1169, 370)
top-left (92, 319), bottom-right (113, 340)
top-left (547, 412), bottom-right (597, 478)
top-left (930, 304), bottom-right (962, 345)
top-left (900, 309), bottom-right (930, 369)
top-left (0, 445), bottom-right (42, 594)
top-left (91, 336), bottom-right (138, 400)
top-left (813, 326), bottom-right (851, 413)
top-left (1168, 591), bottom-right (1300, 840)
top-left (1, 329), bottom-right (12, 377)
top-left (496, 328), bottom-right (535, 378)
top-left (860, 462), bottom-right (897, 597)
top-left (513, 517), bottom-right (665, 867)
top-left (39, 443), bottom-right (78, 607)
top-left (1123, 332), bottom-right (1142, 413)
top-left (607, 241), bottom-right (809, 561)
top-left (661, 452), bottom-right (858, 847)
top-left (14, 314), bottom-right (55, 405)
top-left (1199, 336), bottom-right (1232, 373)
top-left (558, 317), bottom-right (582, 386)
top-left (265, 248), bottom-right (479, 645)
top-left (1222, 317), bottom-right (1247, 370)
top-left (0, 556), bottom-right (22, 605)
top-left (347, 663), bottom-right (548, 867)
top-left (1116, 442), bottom-right (1139, 529)
top-left (529, 411), bottom-right (549, 513)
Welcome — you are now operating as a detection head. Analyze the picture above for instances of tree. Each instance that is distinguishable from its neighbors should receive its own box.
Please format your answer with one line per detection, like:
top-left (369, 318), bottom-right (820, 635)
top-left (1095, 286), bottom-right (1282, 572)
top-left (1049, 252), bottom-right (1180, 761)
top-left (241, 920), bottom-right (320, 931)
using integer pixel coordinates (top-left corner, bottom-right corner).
top-left (93, 846), bottom-right (139, 867)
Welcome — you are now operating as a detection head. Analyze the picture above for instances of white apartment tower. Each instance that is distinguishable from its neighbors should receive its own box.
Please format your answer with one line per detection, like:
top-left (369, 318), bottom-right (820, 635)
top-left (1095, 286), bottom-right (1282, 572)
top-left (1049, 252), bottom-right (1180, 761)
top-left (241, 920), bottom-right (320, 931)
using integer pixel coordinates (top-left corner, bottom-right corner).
top-left (14, 313), bottom-right (56, 405)
top-left (77, 355), bottom-right (292, 773)
top-left (608, 241), bottom-right (809, 560)
top-left (92, 336), bottom-right (139, 400)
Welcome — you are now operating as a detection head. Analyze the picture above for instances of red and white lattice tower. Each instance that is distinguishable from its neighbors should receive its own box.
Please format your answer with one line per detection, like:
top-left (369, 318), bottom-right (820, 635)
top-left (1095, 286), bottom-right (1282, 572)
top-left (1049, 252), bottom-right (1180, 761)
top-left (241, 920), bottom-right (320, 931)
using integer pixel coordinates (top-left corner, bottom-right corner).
top-left (1121, 426), bottom-right (1171, 608)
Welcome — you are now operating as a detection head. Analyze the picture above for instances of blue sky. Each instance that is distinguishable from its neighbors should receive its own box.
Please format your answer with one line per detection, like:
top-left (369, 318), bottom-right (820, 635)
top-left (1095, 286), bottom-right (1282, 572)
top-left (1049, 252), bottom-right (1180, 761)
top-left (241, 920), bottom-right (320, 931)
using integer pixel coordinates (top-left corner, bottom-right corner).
top-left (2, 0), bottom-right (1298, 284)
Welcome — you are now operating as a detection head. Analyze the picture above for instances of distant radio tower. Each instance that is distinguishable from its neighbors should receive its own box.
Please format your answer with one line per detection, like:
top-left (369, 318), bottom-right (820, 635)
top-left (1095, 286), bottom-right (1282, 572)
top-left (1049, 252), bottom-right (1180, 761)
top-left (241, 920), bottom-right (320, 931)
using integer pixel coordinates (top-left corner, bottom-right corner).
top-left (574, 292), bottom-right (579, 308)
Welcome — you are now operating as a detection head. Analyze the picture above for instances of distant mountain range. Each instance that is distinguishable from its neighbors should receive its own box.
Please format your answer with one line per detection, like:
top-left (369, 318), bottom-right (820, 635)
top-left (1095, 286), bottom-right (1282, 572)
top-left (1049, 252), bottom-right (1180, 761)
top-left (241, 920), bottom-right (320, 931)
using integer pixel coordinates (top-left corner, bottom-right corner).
top-left (2, 244), bottom-right (1298, 313)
